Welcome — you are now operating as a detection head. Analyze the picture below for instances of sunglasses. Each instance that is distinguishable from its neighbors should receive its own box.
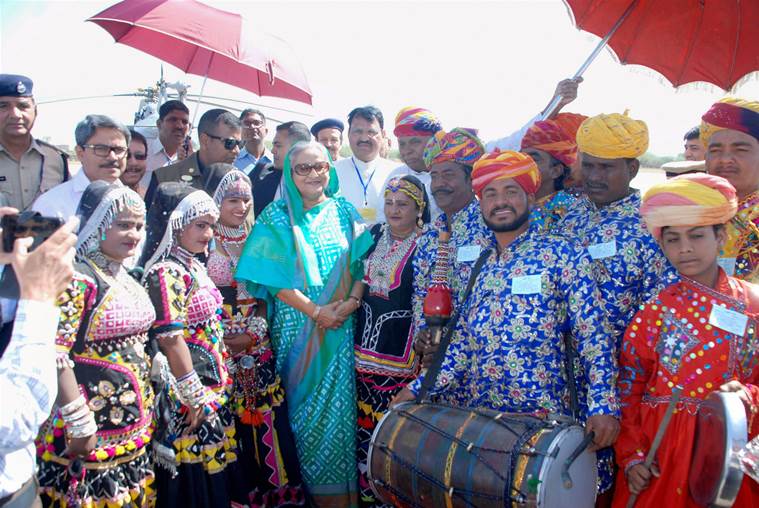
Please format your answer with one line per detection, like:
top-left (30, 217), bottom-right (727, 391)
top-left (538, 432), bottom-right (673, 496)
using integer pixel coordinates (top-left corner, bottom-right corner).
top-left (293, 161), bottom-right (331, 176)
top-left (206, 133), bottom-right (245, 150)
top-left (127, 151), bottom-right (147, 161)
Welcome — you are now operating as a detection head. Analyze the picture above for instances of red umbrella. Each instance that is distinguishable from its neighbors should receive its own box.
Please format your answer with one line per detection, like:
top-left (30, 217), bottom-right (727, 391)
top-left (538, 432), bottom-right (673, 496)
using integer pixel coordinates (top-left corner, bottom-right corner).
top-left (87, 0), bottom-right (312, 106)
top-left (544, 0), bottom-right (759, 117)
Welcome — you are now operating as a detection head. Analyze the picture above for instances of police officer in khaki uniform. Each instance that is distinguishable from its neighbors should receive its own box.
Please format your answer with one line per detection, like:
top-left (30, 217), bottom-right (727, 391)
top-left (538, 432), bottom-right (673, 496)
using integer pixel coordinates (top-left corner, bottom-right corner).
top-left (145, 108), bottom-right (242, 206)
top-left (0, 74), bottom-right (69, 211)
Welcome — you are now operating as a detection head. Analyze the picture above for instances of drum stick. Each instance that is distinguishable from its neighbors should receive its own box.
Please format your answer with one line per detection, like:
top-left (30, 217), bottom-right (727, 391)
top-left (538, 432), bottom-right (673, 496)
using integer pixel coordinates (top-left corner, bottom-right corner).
top-left (626, 385), bottom-right (683, 508)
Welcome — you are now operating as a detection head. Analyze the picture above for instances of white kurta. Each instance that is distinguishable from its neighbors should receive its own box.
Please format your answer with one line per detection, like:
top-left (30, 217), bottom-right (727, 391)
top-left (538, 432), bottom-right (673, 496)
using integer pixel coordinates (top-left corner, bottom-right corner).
top-left (334, 156), bottom-right (397, 224)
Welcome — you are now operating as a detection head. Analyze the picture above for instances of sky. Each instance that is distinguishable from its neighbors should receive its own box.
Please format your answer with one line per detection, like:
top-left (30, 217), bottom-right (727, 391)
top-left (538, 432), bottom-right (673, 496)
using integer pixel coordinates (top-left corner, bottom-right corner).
top-left (1, 0), bottom-right (758, 156)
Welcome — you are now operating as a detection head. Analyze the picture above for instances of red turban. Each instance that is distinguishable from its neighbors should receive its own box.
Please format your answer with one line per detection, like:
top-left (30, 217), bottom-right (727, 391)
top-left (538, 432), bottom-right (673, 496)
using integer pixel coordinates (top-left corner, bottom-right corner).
top-left (521, 112), bottom-right (587, 166)
top-left (472, 150), bottom-right (541, 197)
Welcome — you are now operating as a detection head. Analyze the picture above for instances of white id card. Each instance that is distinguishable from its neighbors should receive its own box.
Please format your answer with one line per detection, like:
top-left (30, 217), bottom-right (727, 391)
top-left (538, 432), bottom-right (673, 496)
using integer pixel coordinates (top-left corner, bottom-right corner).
top-left (457, 244), bottom-right (481, 263)
top-left (511, 274), bottom-right (542, 295)
top-left (709, 304), bottom-right (748, 337)
top-left (587, 241), bottom-right (617, 260)
top-left (717, 257), bottom-right (737, 276)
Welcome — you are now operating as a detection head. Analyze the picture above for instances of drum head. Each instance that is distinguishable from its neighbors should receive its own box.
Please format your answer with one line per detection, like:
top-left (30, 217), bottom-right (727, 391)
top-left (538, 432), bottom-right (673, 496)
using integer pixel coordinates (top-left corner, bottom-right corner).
top-left (537, 426), bottom-right (597, 508)
top-left (689, 391), bottom-right (747, 507)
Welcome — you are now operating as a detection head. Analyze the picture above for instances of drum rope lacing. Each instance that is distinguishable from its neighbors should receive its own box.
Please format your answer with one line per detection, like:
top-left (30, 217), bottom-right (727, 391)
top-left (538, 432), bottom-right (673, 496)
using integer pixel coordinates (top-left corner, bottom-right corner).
top-left (375, 408), bottom-right (556, 504)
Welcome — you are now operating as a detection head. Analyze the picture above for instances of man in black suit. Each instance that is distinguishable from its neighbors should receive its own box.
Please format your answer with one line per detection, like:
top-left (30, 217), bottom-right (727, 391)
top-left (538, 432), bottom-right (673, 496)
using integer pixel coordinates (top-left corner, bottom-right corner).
top-left (145, 108), bottom-right (243, 205)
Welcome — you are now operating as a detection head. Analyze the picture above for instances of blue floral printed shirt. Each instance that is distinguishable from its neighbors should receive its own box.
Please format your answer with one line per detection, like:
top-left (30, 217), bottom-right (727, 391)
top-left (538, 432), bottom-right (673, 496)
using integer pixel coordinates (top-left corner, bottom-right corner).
top-left (530, 189), bottom-right (577, 231)
top-left (408, 226), bottom-right (620, 418)
top-left (412, 197), bottom-right (496, 334)
top-left (558, 191), bottom-right (677, 346)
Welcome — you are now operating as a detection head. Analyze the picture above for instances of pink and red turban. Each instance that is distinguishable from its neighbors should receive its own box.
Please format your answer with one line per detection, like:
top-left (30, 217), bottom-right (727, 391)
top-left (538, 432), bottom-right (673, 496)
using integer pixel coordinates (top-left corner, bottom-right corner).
top-left (423, 128), bottom-right (485, 168)
top-left (700, 97), bottom-right (759, 144)
top-left (393, 107), bottom-right (442, 138)
top-left (521, 112), bottom-right (587, 166)
top-left (471, 150), bottom-right (541, 197)
top-left (640, 173), bottom-right (738, 240)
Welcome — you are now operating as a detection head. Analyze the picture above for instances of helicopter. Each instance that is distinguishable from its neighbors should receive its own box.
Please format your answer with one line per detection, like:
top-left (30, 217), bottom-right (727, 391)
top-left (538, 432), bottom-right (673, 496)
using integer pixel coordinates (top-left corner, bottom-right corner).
top-left (36, 66), bottom-right (313, 150)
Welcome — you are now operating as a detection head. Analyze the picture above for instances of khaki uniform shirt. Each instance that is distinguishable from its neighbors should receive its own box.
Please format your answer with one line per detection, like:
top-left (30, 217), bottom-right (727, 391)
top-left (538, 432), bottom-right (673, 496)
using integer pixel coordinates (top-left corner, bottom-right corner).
top-left (0, 138), bottom-right (67, 210)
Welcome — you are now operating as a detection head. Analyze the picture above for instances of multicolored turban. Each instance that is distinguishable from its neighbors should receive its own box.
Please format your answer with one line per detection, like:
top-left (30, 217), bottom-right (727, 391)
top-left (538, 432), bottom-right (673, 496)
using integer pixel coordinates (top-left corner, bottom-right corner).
top-left (576, 111), bottom-right (649, 159)
top-left (700, 97), bottom-right (759, 144)
top-left (394, 107), bottom-right (442, 138)
top-left (471, 150), bottom-right (541, 197)
top-left (423, 128), bottom-right (485, 168)
top-left (640, 173), bottom-right (738, 240)
top-left (520, 112), bottom-right (587, 166)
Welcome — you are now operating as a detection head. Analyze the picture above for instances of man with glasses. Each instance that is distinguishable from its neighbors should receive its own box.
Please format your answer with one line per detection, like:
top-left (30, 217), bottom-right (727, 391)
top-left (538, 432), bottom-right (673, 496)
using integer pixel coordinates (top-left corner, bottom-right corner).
top-left (146, 108), bottom-right (243, 206)
top-left (120, 129), bottom-right (149, 198)
top-left (234, 108), bottom-right (272, 175)
top-left (0, 74), bottom-right (70, 211)
top-left (32, 114), bottom-right (130, 219)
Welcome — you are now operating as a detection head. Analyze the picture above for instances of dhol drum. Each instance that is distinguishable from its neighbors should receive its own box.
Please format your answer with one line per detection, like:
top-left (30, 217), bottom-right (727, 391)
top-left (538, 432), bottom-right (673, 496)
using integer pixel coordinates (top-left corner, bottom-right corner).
top-left (368, 403), bottom-right (597, 507)
top-left (689, 391), bottom-right (747, 507)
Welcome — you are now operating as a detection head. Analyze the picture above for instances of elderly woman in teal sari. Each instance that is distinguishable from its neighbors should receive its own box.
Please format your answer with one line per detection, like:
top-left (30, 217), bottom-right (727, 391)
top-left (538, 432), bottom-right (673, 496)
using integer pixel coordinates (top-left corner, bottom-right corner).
top-left (236, 141), bottom-right (372, 507)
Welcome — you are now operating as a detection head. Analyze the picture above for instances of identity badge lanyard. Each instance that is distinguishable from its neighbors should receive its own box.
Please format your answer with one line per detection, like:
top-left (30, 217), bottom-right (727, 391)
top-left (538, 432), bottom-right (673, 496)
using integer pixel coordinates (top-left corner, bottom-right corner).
top-left (351, 157), bottom-right (376, 207)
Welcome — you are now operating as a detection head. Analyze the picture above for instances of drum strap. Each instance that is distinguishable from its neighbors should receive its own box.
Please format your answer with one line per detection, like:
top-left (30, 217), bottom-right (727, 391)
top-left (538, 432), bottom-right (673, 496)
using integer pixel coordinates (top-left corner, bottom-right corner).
top-left (416, 248), bottom-right (492, 403)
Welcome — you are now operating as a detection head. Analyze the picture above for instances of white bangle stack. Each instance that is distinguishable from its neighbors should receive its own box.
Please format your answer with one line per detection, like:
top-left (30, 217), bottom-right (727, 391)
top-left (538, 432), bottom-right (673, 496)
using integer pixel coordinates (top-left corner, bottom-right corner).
top-left (60, 395), bottom-right (98, 438)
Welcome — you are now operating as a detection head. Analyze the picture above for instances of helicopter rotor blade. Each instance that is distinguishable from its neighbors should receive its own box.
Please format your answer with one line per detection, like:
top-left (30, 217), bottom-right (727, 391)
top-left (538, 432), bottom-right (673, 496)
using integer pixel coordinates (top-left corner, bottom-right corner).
top-left (36, 93), bottom-right (145, 105)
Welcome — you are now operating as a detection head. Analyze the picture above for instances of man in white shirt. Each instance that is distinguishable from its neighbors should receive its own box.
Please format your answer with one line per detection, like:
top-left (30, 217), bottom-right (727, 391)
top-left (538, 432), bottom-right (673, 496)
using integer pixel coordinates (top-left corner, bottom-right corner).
top-left (333, 106), bottom-right (397, 224)
top-left (33, 115), bottom-right (129, 219)
top-left (143, 100), bottom-right (191, 188)
top-left (235, 108), bottom-right (272, 175)
top-left (0, 206), bottom-right (77, 507)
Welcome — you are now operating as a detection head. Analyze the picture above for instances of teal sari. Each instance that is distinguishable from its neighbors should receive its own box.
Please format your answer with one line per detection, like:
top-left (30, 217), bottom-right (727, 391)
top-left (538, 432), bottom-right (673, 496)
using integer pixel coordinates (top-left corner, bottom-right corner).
top-left (236, 145), bottom-right (372, 507)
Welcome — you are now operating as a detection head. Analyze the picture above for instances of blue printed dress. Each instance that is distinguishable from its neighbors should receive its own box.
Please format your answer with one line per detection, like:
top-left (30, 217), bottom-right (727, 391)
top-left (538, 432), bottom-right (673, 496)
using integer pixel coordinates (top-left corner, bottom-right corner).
top-left (412, 198), bottom-right (495, 334)
top-left (408, 226), bottom-right (619, 419)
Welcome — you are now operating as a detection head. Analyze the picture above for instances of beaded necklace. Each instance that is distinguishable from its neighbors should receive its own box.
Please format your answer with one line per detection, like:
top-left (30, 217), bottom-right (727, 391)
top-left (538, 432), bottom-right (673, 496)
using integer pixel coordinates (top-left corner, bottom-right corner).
top-left (366, 225), bottom-right (419, 298)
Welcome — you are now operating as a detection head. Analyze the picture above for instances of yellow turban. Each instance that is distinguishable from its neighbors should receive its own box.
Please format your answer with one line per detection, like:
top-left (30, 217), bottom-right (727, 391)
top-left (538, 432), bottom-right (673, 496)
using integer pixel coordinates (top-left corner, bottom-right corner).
top-left (640, 173), bottom-right (738, 240)
top-left (700, 97), bottom-right (759, 145)
top-left (576, 111), bottom-right (649, 159)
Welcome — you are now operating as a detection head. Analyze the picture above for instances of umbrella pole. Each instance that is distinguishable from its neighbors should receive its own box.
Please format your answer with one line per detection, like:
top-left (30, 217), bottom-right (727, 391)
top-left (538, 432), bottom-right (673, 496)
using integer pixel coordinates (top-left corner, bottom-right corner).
top-left (190, 73), bottom-right (209, 131)
top-left (541, 0), bottom-right (640, 120)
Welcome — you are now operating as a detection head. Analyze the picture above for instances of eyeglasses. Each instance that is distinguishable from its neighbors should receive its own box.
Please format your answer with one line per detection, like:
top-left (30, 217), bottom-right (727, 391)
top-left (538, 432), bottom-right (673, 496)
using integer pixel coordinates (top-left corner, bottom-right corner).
top-left (205, 133), bottom-right (245, 150)
top-left (127, 151), bottom-right (147, 161)
top-left (81, 144), bottom-right (128, 158)
top-left (243, 119), bottom-right (265, 128)
top-left (293, 161), bottom-right (331, 176)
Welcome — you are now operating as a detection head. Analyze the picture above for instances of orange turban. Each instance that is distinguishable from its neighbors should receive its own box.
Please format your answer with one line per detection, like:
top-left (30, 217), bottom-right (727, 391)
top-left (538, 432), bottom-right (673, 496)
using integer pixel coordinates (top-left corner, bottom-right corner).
top-left (471, 150), bottom-right (541, 197)
top-left (521, 112), bottom-right (587, 166)
top-left (700, 97), bottom-right (759, 144)
top-left (576, 111), bottom-right (649, 159)
top-left (423, 128), bottom-right (485, 168)
top-left (640, 173), bottom-right (738, 240)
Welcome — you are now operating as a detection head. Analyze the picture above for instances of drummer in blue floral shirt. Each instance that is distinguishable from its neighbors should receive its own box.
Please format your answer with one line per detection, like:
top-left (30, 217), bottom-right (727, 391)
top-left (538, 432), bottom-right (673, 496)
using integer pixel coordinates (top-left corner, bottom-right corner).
top-left (411, 128), bottom-right (494, 340)
top-left (395, 150), bottom-right (620, 453)
top-left (559, 112), bottom-right (676, 346)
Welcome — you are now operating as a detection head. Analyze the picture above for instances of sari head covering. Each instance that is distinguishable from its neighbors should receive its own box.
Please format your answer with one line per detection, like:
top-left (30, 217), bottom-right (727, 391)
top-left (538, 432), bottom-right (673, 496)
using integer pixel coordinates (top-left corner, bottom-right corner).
top-left (75, 181), bottom-right (145, 256)
top-left (422, 128), bottom-right (485, 168)
top-left (521, 112), bottom-right (587, 167)
top-left (237, 141), bottom-right (373, 290)
top-left (640, 173), bottom-right (738, 240)
top-left (472, 149), bottom-right (541, 197)
top-left (576, 111), bottom-right (649, 159)
top-left (700, 97), bottom-right (759, 144)
top-left (138, 182), bottom-right (219, 272)
top-left (393, 106), bottom-right (442, 138)
top-left (384, 174), bottom-right (432, 224)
